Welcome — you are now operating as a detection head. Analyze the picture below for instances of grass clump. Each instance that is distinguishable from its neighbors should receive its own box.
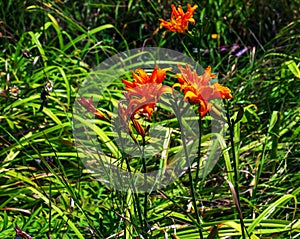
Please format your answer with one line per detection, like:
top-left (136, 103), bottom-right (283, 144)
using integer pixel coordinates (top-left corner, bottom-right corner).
top-left (0, 0), bottom-right (299, 238)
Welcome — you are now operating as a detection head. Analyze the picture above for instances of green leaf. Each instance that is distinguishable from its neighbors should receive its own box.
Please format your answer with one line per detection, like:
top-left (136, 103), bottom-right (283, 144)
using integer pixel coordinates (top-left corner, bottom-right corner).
top-left (285, 60), bottom-right (300, 79)
top-left (246, 194), bottom-right (297, 236)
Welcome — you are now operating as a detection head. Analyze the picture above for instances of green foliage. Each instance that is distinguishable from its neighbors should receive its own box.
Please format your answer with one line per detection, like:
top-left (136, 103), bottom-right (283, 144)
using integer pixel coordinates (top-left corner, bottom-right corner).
top-left (0, 0), bottom-right (299, 238)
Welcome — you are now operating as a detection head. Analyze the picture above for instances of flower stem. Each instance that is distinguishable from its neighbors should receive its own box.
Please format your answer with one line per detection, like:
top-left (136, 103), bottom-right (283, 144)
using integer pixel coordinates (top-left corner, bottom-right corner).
top-left (183, 144), bottom-right (204, 239)
top-left (225, 101), bottom-right (246, 239)
top-left (141, 136), bottom-right (148, 232)
top-left (195, 114), bottom-right (202, 184)
top-left (176, 106), bottom-right (204, 239)
top-left (124, 156), bottom-right (146, 237)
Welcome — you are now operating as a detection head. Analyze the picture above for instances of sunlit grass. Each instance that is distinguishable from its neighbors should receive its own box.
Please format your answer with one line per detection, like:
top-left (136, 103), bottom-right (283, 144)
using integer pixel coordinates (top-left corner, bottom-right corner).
top-left (0, 0), bottom-right (299, 238)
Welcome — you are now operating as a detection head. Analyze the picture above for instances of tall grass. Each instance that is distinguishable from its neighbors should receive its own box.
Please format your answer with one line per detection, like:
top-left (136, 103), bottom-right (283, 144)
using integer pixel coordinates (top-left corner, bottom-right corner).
top-left (0, 0), bottom-right (299, 238)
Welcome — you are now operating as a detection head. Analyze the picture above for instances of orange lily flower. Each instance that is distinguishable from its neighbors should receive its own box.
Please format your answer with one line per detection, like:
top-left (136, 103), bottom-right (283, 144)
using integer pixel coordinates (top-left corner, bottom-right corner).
top-left (77, 96), bottom-right (110, 121)
top-left (159, 4), bottom-right (198, 33)
top-left (120, 67), bottom-right (172, 136)
top-left (174, 64), bottom-right (232, 118)
top-left (122, 67), bottom-right (172, 119)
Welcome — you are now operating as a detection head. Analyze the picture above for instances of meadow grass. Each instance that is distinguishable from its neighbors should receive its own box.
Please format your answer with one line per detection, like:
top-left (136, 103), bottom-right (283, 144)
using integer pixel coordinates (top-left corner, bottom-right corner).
top-left (0, 0), bottom-right (299, 238)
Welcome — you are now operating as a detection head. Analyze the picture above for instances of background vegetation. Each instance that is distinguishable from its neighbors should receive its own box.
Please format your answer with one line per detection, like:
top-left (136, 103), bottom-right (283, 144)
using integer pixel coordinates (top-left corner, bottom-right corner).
top-left (0, 0), bottom-right (299, 238)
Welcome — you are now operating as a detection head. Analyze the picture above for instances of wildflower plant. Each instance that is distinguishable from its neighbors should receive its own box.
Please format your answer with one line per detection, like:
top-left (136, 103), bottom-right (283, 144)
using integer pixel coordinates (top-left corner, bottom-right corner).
top-left (73, 3), bottom-right (234, 234)
top-left (72, 47), bottom-right (232, 238)
top-left (2, 1), bottom-right (299, 239)
top-left (73, 47), bottom-right (229, 190)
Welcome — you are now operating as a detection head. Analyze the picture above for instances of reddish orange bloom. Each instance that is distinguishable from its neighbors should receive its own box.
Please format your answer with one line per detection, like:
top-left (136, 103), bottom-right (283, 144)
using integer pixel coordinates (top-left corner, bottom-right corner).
top-left (122, 67), bottom-right (172, 119)
top-left (120, 67), bottom-right (172, 136)
top-left (77, 96), bottom-right (110, 121)
top-left (131, 117), bottom-right (146, 137)
top-left (159, 4), bottom-right (198, 33)
top-left (174, 64), bottom-right (232, 118)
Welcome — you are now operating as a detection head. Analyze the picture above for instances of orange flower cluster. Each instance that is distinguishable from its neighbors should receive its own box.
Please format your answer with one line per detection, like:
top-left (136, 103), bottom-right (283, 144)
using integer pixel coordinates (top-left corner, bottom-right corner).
top-left (120, 67), bottom-right (172, 136)
top-left (77, 96), bottom-right (110, 121)
top-left (78, 64), bottom-right (232, 136)
top-left (120, 64), bottom-right (232, 136)
top-left (159, 4), bottom-right (198, 33)
top-left (77, 4), bottom-right (233, 138)
top-left (174, 64), bottom-right (232, 118)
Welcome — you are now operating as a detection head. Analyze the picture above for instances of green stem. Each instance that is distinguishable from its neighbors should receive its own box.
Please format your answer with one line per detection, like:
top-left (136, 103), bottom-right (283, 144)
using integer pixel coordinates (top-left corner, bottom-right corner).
top-left (180, 40), bottom-right (194, 61)
top-left (195, 114), bottom-right (202, 184)
top-left (141, 136), bottom-right (148, 233)
top-left (118, 121), bottom-right (146, 237)
top-left (176, 107), bottom-right (204, 239)
top-left (124, 156), bottom-right (146, 237)
top-left (225, 102), bottom-right (246, 239)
